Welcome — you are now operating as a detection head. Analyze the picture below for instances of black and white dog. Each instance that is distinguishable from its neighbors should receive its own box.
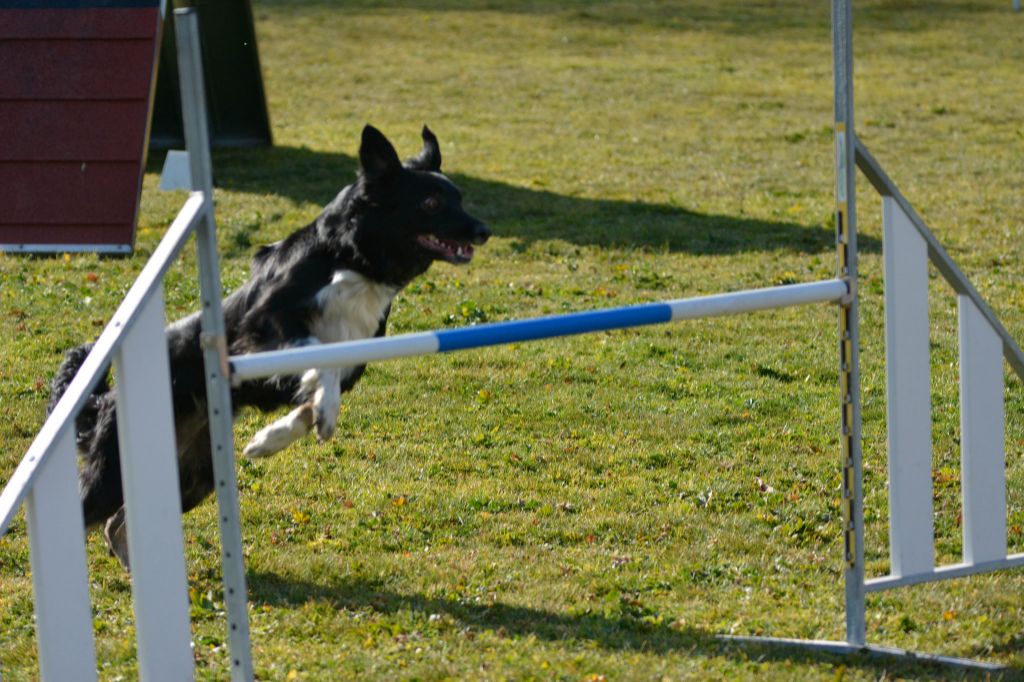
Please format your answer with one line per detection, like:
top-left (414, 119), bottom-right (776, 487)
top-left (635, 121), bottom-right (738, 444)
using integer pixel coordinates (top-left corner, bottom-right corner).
top-left (49, 125), bottom-right (490, 569)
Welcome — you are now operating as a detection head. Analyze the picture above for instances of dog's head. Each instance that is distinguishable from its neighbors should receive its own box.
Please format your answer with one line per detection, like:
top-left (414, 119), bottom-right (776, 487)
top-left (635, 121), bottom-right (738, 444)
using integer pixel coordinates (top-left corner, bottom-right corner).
top-left (329, 125), bottom-right (490, 284)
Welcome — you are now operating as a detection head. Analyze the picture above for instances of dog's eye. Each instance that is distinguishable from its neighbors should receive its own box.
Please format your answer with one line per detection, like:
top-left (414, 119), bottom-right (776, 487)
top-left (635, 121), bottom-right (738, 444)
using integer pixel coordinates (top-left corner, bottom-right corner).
top-left (422, 196), bottom-right (441, 213)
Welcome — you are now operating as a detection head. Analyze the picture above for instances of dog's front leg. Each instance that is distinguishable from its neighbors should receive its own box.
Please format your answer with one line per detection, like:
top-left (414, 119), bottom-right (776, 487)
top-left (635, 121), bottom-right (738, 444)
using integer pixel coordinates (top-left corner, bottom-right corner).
top-left (242, 365), bottom-right (341, 458)
top-left (242, 402), bottom-right (315, 458)
top-left (297, 365), bottom-right (344, 441)
top-left (312, 367), bottom-right (341, 441)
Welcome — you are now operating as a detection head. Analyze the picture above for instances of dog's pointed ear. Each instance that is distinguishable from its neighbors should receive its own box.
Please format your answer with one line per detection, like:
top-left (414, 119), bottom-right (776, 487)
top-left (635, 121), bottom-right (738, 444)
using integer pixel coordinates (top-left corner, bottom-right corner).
top-left (359, 125), bottom-right (402, 183)
top-left (404, 125), bottom-right (442, 172)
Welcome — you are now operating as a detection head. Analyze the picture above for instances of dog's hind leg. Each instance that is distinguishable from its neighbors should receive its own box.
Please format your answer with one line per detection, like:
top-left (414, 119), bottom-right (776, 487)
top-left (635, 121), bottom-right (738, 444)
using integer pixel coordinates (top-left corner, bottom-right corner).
top-left (96, 418), bottom-right (217, 571)
top-left (79, 396), bottom-right (126, 529)
top-left (177, 422), bottom-right (216, 513)
top-left (103, 507), bottom-right (130, 570)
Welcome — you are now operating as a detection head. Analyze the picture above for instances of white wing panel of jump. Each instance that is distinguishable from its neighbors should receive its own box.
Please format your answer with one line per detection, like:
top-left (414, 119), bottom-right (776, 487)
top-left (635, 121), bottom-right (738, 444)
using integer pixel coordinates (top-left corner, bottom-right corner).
top-left (882, 196), bottom-right (935, 577)
top-left (958, 295), bottom-right (1007, 565)
top-left (113, 287), bottom-right (194, 681)
top-left (25, 426), bottom-right (98, 682)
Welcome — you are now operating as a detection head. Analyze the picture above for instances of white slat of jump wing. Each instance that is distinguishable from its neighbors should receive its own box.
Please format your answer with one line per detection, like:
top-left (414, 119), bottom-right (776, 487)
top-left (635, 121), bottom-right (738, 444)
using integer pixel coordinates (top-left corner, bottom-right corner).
top-left (882, 196), bottom-right (935, 577)
top-left (113, 287), bottom-right (194, 681)
top-left (958, 295), bottom-right (1007, 565)
top-left (25, 426), bottom-right (98, 682)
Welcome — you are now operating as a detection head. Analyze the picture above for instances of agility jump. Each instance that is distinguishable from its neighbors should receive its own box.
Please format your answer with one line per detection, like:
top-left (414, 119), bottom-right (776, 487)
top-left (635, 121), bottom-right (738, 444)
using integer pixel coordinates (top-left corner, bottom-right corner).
top-left (1, 1), bottom-right (1022, 679)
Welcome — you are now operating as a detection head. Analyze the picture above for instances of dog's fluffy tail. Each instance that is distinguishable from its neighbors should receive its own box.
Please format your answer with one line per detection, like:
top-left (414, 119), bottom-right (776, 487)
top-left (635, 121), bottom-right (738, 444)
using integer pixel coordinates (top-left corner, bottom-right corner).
top-left (48, 343), bottom-right (110, 447)
top-left (50, 343), bottom-right (125, 527)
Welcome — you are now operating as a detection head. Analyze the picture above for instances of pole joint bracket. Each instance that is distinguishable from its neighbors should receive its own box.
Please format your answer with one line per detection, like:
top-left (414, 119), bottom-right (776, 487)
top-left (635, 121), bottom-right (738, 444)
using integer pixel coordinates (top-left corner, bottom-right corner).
top-left (840, 277), bottom-right (855, 306)
top-left (200, 332), bottom-right (230, 379)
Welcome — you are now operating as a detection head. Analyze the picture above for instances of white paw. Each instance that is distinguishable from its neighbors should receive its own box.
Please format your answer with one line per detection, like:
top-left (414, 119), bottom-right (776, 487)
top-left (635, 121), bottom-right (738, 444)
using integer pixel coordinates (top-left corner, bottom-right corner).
top-left (314, 371), bottom-right (340, 442)
top-left (243, 404), bottom-right (313, 458)
top-left (242, 427), bottom-right (287, 459)
top-left (315, 415), bottom-right (337, 442)
top-left (314, 397), bottom-right (339, 441)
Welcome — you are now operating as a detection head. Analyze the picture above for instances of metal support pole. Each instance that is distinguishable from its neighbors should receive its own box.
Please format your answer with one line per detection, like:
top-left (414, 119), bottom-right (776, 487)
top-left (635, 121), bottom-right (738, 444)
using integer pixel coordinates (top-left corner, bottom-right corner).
top-left (175, 8), bottom-right (254, 680)
top-left (832, 0), bottom-right (867, 647)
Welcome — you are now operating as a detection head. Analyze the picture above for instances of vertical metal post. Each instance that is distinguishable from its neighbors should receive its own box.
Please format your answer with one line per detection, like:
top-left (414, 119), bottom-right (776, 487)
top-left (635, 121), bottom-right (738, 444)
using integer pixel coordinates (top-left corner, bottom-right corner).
top-left (175, 8), bottom-right (254, 680)
top-left (832, 0), bottom-right (867, 647)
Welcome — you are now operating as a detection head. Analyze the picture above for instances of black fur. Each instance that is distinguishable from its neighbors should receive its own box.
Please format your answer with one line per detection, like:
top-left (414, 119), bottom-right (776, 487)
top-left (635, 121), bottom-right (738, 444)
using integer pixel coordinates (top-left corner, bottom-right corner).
top-left (48, 125), bottom-right (489, 567)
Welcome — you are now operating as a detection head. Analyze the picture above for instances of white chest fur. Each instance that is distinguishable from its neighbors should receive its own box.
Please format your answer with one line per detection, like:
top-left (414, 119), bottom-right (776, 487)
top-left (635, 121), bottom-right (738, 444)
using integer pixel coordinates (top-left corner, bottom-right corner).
top-left (311, 269), bottom-right (398, 345)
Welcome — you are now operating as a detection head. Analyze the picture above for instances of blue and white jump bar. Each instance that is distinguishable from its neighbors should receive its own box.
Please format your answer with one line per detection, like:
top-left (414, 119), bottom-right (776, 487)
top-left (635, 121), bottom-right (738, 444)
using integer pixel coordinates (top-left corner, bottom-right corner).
top-left (229, 279), bottom-right (848, 381)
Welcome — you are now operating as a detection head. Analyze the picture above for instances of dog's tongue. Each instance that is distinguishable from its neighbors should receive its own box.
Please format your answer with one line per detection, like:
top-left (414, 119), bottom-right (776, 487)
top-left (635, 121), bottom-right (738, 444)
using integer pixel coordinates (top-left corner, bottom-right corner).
top-left (417, 234), bottom-right (473, 264)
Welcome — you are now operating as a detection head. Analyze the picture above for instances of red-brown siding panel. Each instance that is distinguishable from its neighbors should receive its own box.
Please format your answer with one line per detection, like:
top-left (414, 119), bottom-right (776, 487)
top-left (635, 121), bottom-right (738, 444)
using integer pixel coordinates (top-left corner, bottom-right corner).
top-left (0, 100), bottom-right (149, 161)
top-left (0, 4), bottom-right (162, 252)
top-left (0, 8), bottom-right (159, 40)
top-left (1, 162), bottom-right (141, 224)
top-left (0, 224), bottom-right (131, 247)
top-left (0, 39), bottom-right (156, 100)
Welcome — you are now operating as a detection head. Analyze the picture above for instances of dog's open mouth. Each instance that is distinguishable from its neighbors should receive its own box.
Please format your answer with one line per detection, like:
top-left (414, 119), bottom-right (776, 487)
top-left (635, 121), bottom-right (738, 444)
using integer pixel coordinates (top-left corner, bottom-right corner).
top-left (416, 234), bottom-right (474, 264)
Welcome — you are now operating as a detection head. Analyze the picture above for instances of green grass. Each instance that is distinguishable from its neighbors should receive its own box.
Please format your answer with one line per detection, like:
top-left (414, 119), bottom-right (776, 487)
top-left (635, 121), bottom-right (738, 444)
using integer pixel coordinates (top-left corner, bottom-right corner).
top-left (3, 0), bottom-right (1024, 679)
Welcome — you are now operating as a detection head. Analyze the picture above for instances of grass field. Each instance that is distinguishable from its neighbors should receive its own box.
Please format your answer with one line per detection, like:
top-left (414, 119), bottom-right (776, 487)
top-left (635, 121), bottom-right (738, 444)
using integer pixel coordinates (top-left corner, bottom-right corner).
top-left (3, 0), bottom-right (1024, 679)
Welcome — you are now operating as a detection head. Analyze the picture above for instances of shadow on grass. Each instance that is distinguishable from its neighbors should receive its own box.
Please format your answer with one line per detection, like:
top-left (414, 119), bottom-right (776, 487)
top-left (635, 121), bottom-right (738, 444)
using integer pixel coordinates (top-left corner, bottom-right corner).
top-left (210, 145), bottom-right (879, 257)
top-left (247, 569), bottom-right (999, 679)
top-left (253, 0), bottom-right (998, 36)
top-left (974, 631), bottom-right (1024, 661)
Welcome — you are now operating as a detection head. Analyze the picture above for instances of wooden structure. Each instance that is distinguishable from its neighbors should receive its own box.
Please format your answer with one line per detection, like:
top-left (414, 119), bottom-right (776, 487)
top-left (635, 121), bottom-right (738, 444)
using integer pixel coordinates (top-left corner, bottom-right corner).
top-left (150, 0), bottom-right (272, 149)
top-left (0, 0), bottom-right (166, 254)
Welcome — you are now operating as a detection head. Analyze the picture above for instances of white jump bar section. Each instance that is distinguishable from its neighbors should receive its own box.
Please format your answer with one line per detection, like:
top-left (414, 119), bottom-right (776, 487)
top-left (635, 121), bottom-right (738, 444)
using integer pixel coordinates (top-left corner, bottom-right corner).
top-left (882, 196), bottom-right (935, 577)
top-left (231, 333), bottom-right (441, 381)
top-left (667, 279), bottom-right (848, 321)
top-left (230, 280), bottom-right (848, 381)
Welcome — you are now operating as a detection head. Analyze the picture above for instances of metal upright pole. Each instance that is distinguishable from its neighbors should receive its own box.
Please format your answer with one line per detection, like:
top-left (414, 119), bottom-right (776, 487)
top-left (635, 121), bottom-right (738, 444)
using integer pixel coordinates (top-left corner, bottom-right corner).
top-left (175, 8), bottom-right (254, 680)
top-left (831, 0), bottom-right (867, 647)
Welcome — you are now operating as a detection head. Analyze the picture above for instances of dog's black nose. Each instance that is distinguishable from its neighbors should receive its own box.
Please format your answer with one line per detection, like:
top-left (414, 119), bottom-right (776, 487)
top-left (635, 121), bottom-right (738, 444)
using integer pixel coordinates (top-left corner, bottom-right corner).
top-left (471, 221), bottom-right (491, 245)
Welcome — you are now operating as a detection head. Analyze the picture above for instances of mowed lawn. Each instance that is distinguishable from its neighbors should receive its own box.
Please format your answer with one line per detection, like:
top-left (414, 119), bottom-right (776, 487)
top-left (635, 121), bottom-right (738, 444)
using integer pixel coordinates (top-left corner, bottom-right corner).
top-left (3, 0), bottom-right (1024, 679)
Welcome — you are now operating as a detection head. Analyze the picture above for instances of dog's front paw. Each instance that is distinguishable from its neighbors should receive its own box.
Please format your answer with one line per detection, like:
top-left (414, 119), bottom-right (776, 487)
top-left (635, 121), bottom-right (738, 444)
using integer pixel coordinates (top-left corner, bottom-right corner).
top-left (314, 403), bottom-right (338, 441)
top-left (313, 372), bottom-right (340, 442)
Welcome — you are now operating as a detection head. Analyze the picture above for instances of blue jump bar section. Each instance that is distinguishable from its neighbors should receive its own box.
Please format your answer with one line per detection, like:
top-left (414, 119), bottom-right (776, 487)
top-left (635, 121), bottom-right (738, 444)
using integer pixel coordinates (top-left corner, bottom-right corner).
top-left (435, 302), bottom-right (673, 352)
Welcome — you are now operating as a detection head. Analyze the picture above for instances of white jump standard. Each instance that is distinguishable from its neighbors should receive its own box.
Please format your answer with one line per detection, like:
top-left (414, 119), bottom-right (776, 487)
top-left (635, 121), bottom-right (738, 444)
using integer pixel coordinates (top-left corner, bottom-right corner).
top-left (0, 11), bottom-right (249, 681)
